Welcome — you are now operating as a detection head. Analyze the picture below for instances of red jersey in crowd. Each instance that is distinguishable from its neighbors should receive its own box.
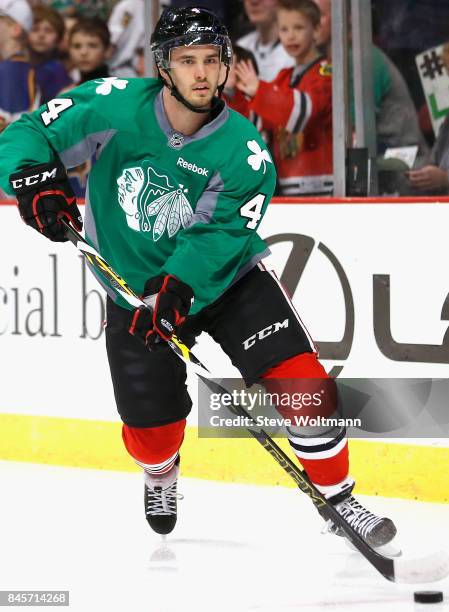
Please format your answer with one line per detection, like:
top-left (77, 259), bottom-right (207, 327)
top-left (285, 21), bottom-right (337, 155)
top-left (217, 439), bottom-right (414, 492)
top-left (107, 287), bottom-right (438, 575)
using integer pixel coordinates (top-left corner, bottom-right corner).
top-left (223, 88), bottom-right (252, 119)
top-left (249, 57), bottom-right (333, 196)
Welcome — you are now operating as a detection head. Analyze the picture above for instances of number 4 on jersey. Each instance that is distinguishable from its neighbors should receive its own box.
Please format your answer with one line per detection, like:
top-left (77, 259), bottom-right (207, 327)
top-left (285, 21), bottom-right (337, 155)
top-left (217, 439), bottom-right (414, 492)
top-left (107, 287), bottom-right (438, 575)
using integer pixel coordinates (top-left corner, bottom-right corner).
top-left (41, 98), bottom-right (74, 127)
top-left (240, 193), bottom-right (266, 230)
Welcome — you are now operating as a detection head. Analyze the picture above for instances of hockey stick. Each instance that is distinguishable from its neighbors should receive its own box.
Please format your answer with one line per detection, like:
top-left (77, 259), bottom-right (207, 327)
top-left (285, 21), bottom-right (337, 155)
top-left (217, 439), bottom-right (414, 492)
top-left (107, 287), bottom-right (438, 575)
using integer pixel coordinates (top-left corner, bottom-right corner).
top-left (61, 218), bottom-right (449, 584)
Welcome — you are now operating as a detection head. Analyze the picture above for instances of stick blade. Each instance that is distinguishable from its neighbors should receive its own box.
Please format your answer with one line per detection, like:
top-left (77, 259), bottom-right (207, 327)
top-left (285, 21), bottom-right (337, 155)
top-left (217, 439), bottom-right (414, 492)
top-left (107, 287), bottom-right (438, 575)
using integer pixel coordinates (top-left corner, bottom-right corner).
top-left (394, 549), bottom-right (449, 584)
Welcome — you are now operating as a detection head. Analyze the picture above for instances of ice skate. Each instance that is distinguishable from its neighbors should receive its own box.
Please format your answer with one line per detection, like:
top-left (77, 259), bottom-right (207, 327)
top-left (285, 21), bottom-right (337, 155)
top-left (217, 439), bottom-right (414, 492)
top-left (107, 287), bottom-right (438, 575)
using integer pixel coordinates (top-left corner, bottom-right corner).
top-left (321, 482), bottom-right (397, 549)
top-left (144, 459), bottom-right (181, 535)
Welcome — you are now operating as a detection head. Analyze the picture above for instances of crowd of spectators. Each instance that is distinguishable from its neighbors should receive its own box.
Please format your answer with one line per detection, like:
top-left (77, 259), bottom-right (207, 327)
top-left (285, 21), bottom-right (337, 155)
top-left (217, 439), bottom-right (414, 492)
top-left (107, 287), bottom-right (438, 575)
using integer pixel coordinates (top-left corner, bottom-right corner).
top-left (1, 0), bottom-right (449, 198)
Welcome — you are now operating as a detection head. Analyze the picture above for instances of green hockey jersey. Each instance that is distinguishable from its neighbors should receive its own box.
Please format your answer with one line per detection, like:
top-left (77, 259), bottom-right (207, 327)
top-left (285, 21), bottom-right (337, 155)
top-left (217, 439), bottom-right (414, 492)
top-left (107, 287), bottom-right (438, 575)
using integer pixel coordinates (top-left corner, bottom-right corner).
top-left (0, 77), bottom-right (276, 314)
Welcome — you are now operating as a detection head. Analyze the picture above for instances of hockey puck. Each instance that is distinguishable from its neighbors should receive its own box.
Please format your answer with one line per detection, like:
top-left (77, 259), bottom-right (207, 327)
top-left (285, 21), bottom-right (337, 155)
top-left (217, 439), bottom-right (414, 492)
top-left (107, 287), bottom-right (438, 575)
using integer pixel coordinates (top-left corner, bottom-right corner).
top-left (414, 591), bottom-right (444, 604)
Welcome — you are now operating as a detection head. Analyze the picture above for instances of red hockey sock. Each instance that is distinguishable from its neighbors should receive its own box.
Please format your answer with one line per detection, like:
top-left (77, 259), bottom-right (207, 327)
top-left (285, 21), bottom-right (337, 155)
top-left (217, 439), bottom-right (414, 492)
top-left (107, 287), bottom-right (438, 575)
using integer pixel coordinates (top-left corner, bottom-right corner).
top-left (122, 419), bottom-right (186, 475)
top-left (262, 353), bottom-right (349, 486)
top-left (288, 434), bottom-right (349, 485)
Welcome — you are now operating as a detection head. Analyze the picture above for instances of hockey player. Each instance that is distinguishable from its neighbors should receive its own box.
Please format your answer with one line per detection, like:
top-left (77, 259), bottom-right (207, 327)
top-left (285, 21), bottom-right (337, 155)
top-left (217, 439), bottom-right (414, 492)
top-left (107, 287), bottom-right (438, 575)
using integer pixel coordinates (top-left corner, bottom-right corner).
top-left (235, 0), bottom-right (333, 196)
top-left (0, 7), bottom-right (395, 548)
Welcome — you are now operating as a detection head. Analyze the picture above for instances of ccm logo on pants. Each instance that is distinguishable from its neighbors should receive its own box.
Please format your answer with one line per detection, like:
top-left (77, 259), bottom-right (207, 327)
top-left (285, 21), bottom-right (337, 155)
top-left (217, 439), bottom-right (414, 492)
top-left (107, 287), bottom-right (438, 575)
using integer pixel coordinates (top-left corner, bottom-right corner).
top-left (242, 319), bottom-right (289, 350)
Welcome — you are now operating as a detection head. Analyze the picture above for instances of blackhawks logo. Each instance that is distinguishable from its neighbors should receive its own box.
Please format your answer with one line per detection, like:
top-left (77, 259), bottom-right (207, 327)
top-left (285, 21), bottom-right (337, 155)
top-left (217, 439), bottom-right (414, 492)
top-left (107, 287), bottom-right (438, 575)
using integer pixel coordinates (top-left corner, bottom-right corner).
top-left (117, 163), bottom-right (193, 241)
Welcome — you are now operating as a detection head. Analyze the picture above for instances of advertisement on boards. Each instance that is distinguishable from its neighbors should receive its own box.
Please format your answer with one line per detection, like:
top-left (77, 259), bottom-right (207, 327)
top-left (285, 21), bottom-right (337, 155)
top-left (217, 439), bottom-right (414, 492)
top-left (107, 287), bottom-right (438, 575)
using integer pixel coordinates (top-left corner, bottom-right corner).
top-left (1, 201), bottom-right (449, 421)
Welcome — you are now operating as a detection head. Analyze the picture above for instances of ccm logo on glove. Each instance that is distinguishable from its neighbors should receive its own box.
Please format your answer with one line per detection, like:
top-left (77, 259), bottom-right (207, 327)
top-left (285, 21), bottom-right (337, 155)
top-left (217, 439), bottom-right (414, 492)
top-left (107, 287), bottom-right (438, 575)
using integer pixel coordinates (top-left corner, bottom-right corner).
top-left (10, 160), bottom-right (83, 242)
top-left (10, 166), bottom-right (58, 189)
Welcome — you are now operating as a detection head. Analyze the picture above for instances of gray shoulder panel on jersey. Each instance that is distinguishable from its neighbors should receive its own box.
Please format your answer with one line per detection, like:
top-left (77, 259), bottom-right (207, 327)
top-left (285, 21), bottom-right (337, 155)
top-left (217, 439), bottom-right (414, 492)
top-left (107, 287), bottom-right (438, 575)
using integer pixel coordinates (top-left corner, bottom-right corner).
top-left (154, 90), bottom-right (229, 144)
top-left (187, 171), bottom-right (223, 227)
top-left (59, 129), bottom-right (117, 168)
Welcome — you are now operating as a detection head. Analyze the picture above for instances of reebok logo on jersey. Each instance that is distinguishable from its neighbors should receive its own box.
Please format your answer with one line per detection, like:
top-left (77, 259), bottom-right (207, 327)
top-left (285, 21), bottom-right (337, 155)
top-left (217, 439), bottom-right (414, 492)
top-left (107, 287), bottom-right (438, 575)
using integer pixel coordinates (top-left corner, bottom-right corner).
top-left (242, 319), bottom-right (289, 350)
top-left (11, 167), bottom-right (57, 189)
top-left (177, 157), bottom-right (209, 177)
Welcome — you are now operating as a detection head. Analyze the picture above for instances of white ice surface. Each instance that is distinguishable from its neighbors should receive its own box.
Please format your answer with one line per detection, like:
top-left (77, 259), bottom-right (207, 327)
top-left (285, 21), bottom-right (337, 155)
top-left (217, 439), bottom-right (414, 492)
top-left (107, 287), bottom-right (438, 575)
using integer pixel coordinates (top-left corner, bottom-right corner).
top-left (0, 461), bottom-right (448, 612)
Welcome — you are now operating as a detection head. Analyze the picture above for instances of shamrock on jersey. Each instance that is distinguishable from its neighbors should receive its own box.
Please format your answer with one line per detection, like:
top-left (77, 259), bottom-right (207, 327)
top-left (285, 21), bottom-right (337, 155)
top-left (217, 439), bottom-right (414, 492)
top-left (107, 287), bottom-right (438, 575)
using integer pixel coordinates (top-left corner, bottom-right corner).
top-left (95, 77), bottom-right (129, 96)
top-left (246, 140), bottom-right (273, 174)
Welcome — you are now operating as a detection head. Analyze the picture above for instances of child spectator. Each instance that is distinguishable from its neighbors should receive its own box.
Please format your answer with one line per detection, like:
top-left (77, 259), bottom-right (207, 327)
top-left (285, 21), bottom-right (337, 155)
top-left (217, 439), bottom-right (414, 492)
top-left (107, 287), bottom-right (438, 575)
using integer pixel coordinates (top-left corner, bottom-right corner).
top-left (29, 5), bottom-right (65, 61)
top-left (0, 0), bottom-right (40, 134)
top-left (223, 45), bottom-right (259, 122)
top-left (237, 0), bottom-right (295, 81)
top-left (236, 0), bottom-right (333, 196)
top-left (29, 5), bottom-right (71, 102)
top-left (68, 16), bottom-right (111, 84)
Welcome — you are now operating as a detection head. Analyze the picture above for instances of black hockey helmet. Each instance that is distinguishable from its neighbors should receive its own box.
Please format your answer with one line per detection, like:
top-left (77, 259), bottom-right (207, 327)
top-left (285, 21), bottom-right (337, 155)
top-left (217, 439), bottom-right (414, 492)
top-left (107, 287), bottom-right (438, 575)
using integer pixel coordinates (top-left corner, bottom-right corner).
top-left (151, 6), bottom-right (232, 70)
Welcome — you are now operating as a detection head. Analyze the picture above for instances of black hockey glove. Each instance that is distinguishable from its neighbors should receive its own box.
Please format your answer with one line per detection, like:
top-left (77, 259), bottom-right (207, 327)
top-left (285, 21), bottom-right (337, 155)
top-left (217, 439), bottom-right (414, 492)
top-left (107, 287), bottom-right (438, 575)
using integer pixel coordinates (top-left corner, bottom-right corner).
top-left (10, 161), bottom-right (82, 242)
top-left (129, 274), bottom-right (194, 350)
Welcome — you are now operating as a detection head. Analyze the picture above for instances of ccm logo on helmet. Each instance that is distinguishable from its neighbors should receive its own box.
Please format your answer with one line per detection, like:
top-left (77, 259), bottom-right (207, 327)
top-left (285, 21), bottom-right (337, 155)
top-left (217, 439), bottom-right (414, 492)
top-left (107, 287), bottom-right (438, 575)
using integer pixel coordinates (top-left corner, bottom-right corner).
top-left (177, 157), bottom-right (209, 177)
top-left (11, 167), bottom-right (57, 189)
top-left (243, 319), bottom-right (289, 350)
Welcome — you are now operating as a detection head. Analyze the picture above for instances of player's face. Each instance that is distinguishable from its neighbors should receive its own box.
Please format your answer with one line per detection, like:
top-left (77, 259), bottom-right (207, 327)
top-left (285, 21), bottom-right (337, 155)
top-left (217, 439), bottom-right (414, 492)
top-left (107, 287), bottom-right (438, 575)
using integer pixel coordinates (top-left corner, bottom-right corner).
top-left (243, 0), bottom-right (277, 27)
top-left (278, 9), bottom-right (318, 63)
top-left (69, 31), bottom-right (107, 73)
top-left (29, 20), bottom-right (60, 54)
top-left (168, 45), bottom-right (225, 109)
